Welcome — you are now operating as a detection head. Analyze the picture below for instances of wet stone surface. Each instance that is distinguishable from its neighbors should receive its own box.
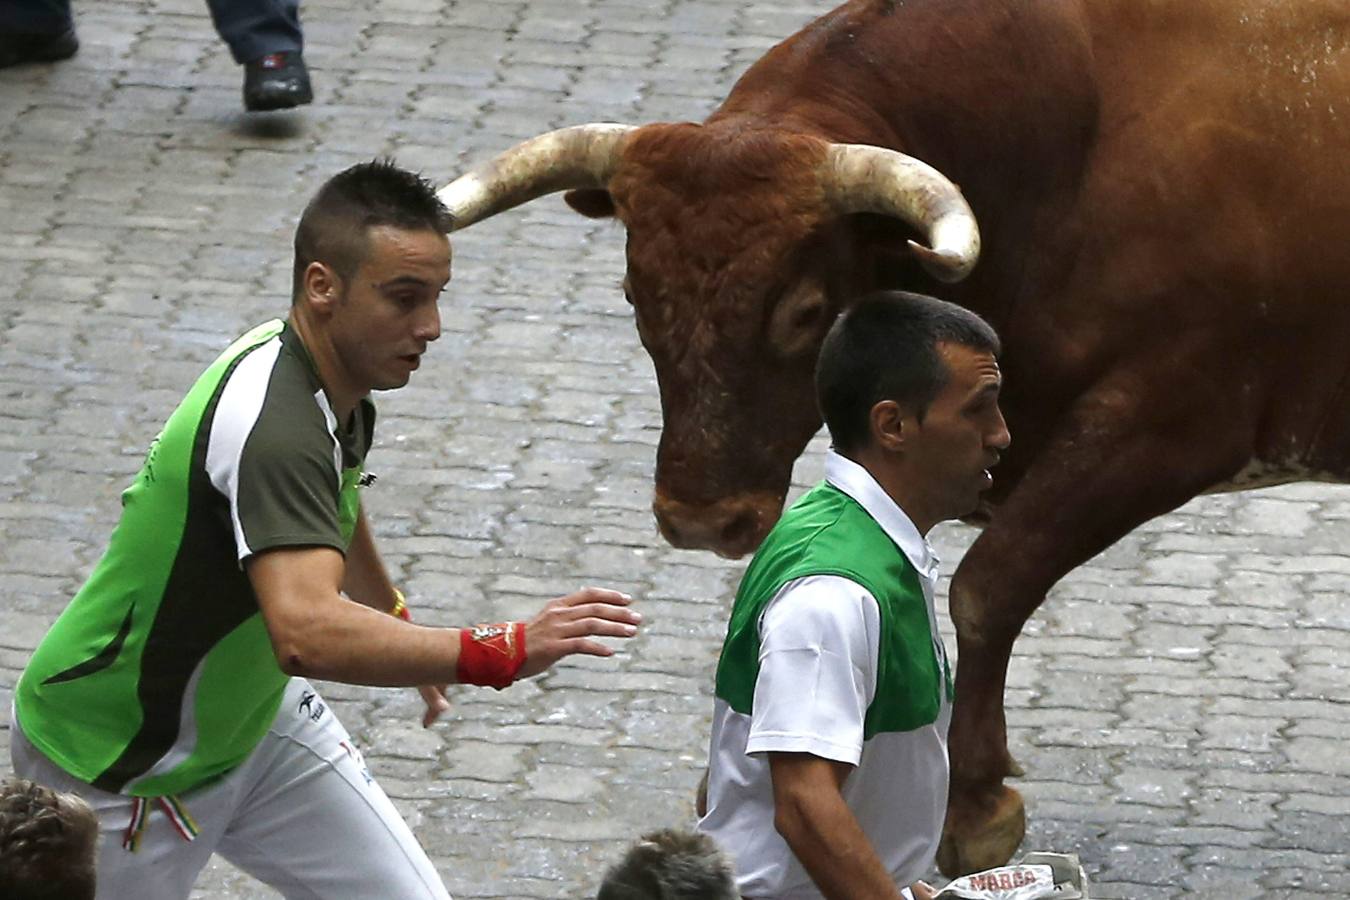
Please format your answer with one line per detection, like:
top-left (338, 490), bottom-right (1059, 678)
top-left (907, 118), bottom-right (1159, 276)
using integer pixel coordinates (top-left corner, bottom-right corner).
top-left (3, 1), bottom-right (1350, 897)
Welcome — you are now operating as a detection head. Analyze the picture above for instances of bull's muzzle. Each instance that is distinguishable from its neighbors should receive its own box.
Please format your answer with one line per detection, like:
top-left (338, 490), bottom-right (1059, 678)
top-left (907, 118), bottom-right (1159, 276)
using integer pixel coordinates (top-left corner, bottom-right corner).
top-left (651, 490), bottom-right (785, 559)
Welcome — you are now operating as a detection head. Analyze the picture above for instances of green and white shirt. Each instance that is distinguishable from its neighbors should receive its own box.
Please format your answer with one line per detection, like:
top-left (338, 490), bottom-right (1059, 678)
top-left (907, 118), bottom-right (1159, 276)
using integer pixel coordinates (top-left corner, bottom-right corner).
top-left (15, 320), bottom-right (373, 797)
top-left (697, 451), bottom-right (954, 899)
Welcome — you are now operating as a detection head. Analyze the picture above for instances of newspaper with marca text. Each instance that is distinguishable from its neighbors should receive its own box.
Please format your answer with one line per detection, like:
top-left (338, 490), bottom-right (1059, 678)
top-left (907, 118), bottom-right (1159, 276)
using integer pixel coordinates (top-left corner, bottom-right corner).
top-left (932, 852), bottom-right (1089, 900)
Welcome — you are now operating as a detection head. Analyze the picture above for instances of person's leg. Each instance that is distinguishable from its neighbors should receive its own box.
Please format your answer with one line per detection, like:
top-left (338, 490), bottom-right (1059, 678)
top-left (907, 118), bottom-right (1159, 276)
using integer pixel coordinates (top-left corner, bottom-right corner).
top-left (200, 0), bottom-right (300, 64)
top-left (9, 711), bottom-right (230, 900)
top-left (217, 679), bottom-right (451, 900)
top-left (0, 0), bottom-right (78, 68)
top-left (201, 0), bottom-right (311, 111)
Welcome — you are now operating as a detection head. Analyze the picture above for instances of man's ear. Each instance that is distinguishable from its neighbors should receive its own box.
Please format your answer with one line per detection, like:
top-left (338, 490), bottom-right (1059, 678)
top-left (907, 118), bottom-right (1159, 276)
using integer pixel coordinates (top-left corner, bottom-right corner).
top-left (302, 261), bottom-right (340, 313)
top-left (869, 399), bottom-right (909, 453)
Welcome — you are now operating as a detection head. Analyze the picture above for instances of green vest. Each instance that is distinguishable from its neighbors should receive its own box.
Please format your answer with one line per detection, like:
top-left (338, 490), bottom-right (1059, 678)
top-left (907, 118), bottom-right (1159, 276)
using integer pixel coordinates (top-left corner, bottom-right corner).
top-left (714, 482), bottom-right (953, 738)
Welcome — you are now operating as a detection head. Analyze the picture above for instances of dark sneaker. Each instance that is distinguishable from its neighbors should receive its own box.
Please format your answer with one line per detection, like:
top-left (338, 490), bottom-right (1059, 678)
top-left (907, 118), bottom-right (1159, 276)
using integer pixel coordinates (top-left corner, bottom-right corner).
top-left (242, 51), bottom-right (313, 111)
top-left (0, 28), bottom-right (79, 69)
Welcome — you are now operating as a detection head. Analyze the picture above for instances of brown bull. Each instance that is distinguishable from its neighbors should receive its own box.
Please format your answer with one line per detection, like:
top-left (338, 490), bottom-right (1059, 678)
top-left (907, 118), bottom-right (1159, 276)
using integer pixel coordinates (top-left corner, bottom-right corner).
top-left (437, 0), bottom-right (1350, 876)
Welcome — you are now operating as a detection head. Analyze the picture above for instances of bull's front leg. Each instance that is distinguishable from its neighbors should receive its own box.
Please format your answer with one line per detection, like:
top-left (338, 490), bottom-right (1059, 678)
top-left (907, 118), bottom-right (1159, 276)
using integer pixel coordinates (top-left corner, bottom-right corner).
top-left (936, 371), bottom-right (1253, 876)
top-left (936, 524), bottom-right (1047, 877)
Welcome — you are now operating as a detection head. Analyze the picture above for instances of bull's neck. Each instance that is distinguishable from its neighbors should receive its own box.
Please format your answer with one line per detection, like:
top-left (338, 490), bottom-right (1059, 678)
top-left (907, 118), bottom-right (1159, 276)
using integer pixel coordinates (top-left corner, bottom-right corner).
top-left (711, 0), bottom-right (1097, 168)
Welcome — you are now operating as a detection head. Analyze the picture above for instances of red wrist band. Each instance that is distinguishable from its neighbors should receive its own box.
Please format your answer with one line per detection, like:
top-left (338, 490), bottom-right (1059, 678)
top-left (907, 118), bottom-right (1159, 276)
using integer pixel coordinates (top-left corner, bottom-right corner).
top-left (389, 589), bottom-right (412, 622)
top-left (456, 622), bottom-right (526, 689)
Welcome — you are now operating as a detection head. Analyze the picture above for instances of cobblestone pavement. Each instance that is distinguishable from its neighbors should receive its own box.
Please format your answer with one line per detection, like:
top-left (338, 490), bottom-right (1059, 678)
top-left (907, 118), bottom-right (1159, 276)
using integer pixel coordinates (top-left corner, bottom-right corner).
top-left (3, 1), bottom-right (1349, 897)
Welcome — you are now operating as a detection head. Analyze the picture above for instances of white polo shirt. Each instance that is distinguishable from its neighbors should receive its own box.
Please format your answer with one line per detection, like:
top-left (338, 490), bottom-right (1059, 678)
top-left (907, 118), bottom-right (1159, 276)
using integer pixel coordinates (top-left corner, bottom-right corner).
top-left (697, 451), bottom-right (952, 899)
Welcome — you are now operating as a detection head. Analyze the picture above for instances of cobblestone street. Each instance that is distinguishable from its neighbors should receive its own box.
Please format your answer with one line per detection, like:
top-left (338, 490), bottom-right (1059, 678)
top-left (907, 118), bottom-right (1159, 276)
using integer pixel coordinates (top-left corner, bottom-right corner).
top-left (2, 0), bottom-right (1348, 897)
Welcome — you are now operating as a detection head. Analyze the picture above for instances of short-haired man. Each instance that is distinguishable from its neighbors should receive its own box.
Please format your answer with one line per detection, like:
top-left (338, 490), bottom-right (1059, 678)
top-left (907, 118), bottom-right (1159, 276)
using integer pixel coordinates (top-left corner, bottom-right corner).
top-left (9, 160), bottom-right (641, 899)
top-left (697, 290), bottom-right (1010, 899)
top-left (0, 778), bottom-right (100, 900)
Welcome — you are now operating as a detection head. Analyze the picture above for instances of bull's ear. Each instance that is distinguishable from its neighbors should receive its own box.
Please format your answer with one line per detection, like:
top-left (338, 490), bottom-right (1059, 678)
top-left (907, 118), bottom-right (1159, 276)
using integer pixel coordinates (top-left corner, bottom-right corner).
top-left (564, 188), bottom-right (616, 219)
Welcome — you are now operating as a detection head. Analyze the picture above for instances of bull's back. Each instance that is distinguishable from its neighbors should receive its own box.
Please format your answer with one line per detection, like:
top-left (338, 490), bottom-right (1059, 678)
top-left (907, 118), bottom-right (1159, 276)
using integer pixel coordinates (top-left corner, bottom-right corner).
top-left (1060, 0), bottom-right (1350, 476)
top-left (1081, 0), bottom-right (1350, 278)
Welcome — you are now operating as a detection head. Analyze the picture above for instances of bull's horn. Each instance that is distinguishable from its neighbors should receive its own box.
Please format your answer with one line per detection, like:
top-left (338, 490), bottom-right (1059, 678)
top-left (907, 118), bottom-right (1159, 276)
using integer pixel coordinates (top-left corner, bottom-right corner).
top-left (437, 124), bottom-right (637, 231)
top-left (821, 144), bottom-right (980, 283)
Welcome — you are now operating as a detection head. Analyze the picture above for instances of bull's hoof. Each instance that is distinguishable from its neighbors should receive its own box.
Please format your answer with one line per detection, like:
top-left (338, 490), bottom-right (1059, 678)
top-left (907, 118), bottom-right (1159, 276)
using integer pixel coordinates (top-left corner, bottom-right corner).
top-left (937, 786), bottom-right (1026, 877)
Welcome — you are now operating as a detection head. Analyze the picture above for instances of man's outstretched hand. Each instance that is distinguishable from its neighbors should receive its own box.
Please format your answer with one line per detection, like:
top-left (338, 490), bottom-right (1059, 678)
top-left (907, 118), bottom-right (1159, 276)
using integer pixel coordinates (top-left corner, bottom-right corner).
top-left (517, 587), bottom-right (640, 679)
top-left (418, 684), bottom-right (451, 728)
top-left (416, 587), bottom-right (638, 724)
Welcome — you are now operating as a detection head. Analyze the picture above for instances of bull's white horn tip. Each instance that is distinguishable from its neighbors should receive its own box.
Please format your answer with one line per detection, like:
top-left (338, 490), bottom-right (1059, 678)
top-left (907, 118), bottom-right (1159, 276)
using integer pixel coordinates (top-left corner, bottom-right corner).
top-left (907, 239), bottom-right (977, 283)
top-left (436, 178), bottom-right (480, 231)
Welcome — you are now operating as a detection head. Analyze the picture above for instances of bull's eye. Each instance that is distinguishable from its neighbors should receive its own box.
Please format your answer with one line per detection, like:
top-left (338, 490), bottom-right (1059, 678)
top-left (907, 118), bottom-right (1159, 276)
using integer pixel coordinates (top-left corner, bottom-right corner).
top-left (767, 280), bottom-right (828, 358)
top-left (793, 305), bottom-right (821, 331)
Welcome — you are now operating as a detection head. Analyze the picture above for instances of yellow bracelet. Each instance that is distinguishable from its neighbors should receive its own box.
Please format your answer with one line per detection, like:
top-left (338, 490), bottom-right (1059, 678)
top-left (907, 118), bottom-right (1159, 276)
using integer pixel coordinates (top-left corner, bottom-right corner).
top-left (389, 589), bottom-right (412, 621)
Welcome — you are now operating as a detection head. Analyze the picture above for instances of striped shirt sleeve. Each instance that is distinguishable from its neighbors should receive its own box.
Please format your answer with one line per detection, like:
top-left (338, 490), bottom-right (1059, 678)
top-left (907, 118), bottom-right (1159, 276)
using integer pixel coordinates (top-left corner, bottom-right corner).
top-left (205, 341), bottom-right (346, 561)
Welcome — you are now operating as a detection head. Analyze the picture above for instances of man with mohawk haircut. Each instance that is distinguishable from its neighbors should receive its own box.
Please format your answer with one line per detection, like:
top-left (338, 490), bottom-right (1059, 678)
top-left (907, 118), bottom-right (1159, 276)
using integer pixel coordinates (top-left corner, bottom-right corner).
top-left (10, 160), bottom-right (640, 899)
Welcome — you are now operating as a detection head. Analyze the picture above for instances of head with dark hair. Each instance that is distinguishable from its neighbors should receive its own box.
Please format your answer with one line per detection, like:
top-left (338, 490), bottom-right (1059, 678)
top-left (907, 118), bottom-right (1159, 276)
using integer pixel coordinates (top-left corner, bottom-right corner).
top-left (597, 829), bottom-right (738, 900)
top-left (816, 290), bottom-right (1001, 455)
top-left (291, 159), bottom-right (453, 304)
top-left (815, 290), bottom-right (1009, 532)
top-left (287, 159), bottom-right (453, 408)
top-left (0, 779), bottom-right (99, 900)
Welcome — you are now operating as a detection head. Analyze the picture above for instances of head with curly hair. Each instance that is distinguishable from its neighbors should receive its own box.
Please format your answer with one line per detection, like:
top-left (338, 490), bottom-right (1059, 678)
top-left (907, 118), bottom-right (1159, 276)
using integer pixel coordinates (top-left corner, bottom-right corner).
top-left (0, 779), bottom-right (99, 900)
top-left (597, 828), bottom-right (738, 900)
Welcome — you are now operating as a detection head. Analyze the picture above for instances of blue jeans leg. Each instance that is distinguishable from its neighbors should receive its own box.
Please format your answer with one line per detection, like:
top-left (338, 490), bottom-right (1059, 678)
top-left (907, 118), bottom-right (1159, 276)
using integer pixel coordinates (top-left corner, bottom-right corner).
top-left (203, 0), bottom-right (302, 64)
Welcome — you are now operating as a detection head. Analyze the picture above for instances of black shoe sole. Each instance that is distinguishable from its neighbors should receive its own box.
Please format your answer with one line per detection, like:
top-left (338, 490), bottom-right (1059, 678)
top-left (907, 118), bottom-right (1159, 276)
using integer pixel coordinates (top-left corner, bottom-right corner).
top-left (0, 29), bottom-right (79, 69)
top-left (243, 88), bottom-right (314, 112)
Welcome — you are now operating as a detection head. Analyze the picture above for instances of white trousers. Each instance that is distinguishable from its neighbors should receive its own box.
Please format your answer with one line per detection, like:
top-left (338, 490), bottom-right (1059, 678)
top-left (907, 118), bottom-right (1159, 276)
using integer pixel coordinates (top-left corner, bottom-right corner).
top-left (10, 678), bottom-right (452, 900)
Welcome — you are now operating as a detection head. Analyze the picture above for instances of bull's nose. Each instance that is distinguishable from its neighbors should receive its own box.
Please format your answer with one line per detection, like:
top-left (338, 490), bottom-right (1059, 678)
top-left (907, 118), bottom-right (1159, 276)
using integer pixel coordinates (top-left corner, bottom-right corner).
top-left (652, 492), bottom-right (783, 559)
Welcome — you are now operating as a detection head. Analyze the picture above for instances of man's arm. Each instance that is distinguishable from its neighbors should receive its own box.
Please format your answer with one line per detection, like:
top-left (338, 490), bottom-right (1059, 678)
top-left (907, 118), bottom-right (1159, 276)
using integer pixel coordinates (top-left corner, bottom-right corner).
top-left (769, 752), bottom-right (930, 900)
top-left (734, 577), bottom-right (934, 899)
top-left (338, 508), bottom-right (452, 725)
top-left (246, 544), bottom-right (639, 687)
top-left (340, 509), bottom-right (401, 613)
